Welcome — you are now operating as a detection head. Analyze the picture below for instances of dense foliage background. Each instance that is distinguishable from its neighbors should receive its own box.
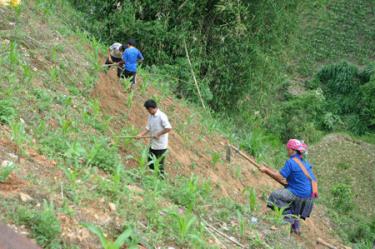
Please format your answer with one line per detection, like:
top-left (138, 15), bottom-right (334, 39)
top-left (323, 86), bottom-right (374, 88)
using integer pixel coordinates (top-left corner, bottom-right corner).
top-left (66, 0), bottom-right (375, 145)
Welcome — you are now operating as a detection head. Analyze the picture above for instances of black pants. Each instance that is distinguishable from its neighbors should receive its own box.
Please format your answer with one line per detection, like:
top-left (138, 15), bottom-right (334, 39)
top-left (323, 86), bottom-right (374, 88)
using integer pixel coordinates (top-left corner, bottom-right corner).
top-left (148, 148), bottom-right (167, 176)
top-left (121, 69), bottom-right (136, 85)
top-left (104, 56), bottom-right (123, 78)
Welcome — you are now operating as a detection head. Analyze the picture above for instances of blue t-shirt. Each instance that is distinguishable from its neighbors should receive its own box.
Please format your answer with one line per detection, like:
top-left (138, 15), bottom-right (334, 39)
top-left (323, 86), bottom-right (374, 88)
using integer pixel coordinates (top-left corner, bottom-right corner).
top-left (279, 154), bottom-right (316, 198)
top-left (122, 47), bottom-right (144, 72)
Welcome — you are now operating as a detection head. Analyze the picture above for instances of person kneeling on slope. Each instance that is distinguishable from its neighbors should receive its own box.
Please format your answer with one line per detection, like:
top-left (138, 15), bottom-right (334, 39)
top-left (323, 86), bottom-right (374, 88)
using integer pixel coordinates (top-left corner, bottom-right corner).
top-left (260, 139), bottom-right (318, 235)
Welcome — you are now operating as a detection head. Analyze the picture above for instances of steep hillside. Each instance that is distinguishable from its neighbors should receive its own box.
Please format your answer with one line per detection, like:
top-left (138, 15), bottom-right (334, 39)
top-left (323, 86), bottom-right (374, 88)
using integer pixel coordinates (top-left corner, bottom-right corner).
top-left (0, 1), bottom-right (354, 249)
top-left (310, 134), bottom-right (375, 246)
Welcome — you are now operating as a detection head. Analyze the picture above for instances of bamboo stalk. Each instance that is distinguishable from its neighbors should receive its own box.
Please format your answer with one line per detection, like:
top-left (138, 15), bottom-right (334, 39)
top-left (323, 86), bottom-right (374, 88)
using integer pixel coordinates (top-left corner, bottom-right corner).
top-left (183, 39), bottom-right (206, 110)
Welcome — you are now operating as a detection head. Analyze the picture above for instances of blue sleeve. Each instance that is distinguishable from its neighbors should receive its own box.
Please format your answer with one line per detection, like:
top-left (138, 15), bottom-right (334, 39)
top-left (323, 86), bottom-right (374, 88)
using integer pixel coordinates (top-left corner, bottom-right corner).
top-left (137, 50), bottom-right (144, 60)
top-left (279, 160), bottom-right (292, 179)
top-left (122, 50), bottom-right (127, 61)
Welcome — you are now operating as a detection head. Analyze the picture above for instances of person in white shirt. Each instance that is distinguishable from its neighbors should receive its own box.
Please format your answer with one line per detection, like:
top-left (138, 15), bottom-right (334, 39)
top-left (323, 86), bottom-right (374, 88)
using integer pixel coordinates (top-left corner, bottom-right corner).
top-left (136, 99), bottom-right (172, 177)
top-left (104, 42), bottom-right (125, 78)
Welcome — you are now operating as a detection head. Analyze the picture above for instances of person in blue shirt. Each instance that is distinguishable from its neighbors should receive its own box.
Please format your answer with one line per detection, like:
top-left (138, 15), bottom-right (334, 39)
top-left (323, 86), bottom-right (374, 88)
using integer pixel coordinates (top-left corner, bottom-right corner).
top-left (120, 39), bottom-right (144, 88)
top-left (260, 139), bottom-right (317, 235)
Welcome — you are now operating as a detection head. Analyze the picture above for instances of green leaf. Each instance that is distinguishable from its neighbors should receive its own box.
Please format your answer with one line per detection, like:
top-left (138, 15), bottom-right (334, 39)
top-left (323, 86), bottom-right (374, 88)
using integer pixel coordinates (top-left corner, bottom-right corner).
top-left (113, 228), bottom-right (133, 248)
top-left (83, 223), bottom-right (109, 248)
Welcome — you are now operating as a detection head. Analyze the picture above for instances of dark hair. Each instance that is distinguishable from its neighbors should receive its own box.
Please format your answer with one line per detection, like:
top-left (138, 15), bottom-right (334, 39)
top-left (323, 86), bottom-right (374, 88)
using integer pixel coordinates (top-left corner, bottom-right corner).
top-left (144, 99), bottom-right (157, 109)
top-left (127, 38), bottom-right (136, 46)
top-left (120, 45), bottom-right (125, 51)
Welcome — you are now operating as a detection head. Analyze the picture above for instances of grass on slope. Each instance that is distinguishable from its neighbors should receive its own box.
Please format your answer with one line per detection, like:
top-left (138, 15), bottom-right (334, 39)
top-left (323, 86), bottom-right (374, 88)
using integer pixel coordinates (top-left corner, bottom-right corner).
top-left (285, 0), bottom-right (375, 78)
top-left (0, 2), bottom-right (305, 249)
top-left (309, 134), bottom-right (375, 247)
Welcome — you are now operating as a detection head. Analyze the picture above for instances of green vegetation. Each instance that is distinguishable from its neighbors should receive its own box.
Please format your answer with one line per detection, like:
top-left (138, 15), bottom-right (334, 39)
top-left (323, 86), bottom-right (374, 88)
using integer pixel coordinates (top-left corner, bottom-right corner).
top-left (67, 0), bottom-right (375, 147)
top-left (0, 0), bottom-right (374, 248)
top-left (310, 136), bottom-right (375, 247)
top-left (14, 201), bottom-right (62, 249)
top-left (0, 162), bottom-right (15, 182)
top-left (83, 224), bottom-right (138, 249)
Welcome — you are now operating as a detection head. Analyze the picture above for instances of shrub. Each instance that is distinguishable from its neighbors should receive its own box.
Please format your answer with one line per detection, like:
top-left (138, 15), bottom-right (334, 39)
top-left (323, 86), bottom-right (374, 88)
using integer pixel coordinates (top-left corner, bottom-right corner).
top-left (170, 175), bottom-right (211, 211)
top-left (0, 162), bottom-right (16, 182)
top-left (16, 201), bottom-right (61, 249)
top-left (360, 77), bottom-right (375, 129)
top-left (330, 183), bottom-right (354, 213)
top-left (168, 210), bottom-right (199, 245)
top-left (86, 137), bottom-right (120, 173)
top-left (83, 223), bottom-right (138, 249)
top-left (0, 99), bottom-right (16, 124)
top-left (306, 61), bottom-right (375, 134)
top-left (278, 89), bottom-right (325, 142)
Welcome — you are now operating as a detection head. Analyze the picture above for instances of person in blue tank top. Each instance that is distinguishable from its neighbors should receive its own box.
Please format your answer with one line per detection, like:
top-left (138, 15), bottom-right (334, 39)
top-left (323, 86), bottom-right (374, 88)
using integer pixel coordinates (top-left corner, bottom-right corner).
top-left (120, 38), bottom-right (144, 89)
top-left (260, 139), bottom-right (317, 235)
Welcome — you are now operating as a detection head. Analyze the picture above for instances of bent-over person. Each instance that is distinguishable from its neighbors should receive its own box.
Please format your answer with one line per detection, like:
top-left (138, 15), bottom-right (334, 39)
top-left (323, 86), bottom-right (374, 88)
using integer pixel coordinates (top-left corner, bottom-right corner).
top-left (104, 42), bottom-right (125, 78)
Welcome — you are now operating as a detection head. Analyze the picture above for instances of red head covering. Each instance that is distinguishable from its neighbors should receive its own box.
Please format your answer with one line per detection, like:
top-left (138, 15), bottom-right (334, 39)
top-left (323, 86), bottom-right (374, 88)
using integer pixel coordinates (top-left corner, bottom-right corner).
top-left (286, 139), bottom-right (304, 151)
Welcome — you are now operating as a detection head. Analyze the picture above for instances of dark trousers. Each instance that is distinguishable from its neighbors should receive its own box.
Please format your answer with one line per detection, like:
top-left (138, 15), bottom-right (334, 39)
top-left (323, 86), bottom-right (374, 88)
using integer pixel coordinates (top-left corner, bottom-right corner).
top-left (121, 69), bottom-right (136, 85)
top-left (104, 56), bottom-right (123, 78)
top-left (148, 148), bottom-right (167, 176)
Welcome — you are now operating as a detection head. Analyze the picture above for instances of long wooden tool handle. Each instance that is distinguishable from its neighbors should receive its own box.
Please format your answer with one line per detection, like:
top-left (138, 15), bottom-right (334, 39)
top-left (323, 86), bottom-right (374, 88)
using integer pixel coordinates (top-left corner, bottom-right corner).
top-left (117, 135), bottom-right (152, 139)
top-left (221, 141), bottom-right (287, 186)
top-left (102, 63), bottom-right (119, 67)
top-left (220, 142), bottom-right (261, 169)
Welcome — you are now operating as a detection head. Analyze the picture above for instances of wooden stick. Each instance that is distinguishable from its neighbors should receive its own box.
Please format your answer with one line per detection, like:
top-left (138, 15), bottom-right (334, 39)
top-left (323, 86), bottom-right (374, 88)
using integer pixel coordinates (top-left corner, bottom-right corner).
top-left (183, 40), bottom-right (206, 110)
top-left (220, 142), bottom-right (261, 169)
top-left (204, 225), bottom-right (228, 249)
top-left (116, 135), bottom-right (152, 139)
top-left (102, 63), bottom-right (119, 67)
top-left (225, 142), bottom-right (231, 162)
top-left (316, 237), bottom-right (338, 249)
top-left (202, 219), bottom-right (245, 248)
top-left (220, 142), bottom-right (287, 186)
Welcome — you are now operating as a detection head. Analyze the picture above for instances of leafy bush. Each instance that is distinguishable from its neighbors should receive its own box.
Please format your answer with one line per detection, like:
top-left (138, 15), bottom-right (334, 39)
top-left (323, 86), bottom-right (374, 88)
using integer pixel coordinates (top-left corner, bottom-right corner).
top-left (330, 183), bottom-right (354, 213)
top-left (16, 201), bottom-right (61, 249)
top-left (170, 175), bottom-right (211, 211)
top-left (305, 61), bottom-right (375, 135)
top-left (0, 162), bottom-right (16, 182)
top-left (276, 89), bottom-right (325, 142)
top-left (83, 223), bottom-right (138, 249)
top-left (86, 137), bottom-right (120, 173)
top-left (359, 77), bottom-right (375, 129)
top-left (317, 61), bottom-right (362, 96)
top-left (0, 99), bottom-right (16, 124)
top-left (168, 210), bottom-right (200, 245)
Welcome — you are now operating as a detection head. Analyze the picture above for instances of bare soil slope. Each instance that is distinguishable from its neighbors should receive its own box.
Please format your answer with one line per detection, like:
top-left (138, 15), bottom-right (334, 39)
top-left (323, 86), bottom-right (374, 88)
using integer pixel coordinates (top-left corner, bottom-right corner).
top-left (91, 69), bottom-right (347, 249)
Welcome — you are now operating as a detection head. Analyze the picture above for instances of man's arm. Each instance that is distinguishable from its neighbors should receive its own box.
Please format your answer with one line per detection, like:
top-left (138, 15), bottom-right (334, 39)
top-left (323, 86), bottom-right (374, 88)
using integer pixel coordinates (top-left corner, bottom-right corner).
top-left (137, 51), bottom-right (144, 63)
top-left (155, 128), bottom-right (171, 138)
top-left (136, 129), bottom-right (149, 139)
top-left (107, 48), bottom-right (113, 63)
top-left (260, 166), bottom-right (288, 186)
top-left (118, 52), bottom-right (126, 66)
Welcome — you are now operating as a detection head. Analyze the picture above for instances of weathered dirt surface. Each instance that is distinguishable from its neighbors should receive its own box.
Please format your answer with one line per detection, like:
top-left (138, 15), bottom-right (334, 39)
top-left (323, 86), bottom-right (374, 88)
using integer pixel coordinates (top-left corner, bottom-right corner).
top-left (91, 69), bottom-right (349, 249)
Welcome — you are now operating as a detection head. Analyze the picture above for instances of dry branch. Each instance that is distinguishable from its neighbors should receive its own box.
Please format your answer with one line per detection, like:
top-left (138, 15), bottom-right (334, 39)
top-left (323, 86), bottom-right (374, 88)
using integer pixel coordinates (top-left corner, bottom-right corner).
top-left (316, 237), bottom-right (338, 249)
top-left (201, 219), bottom-right (245, 249)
